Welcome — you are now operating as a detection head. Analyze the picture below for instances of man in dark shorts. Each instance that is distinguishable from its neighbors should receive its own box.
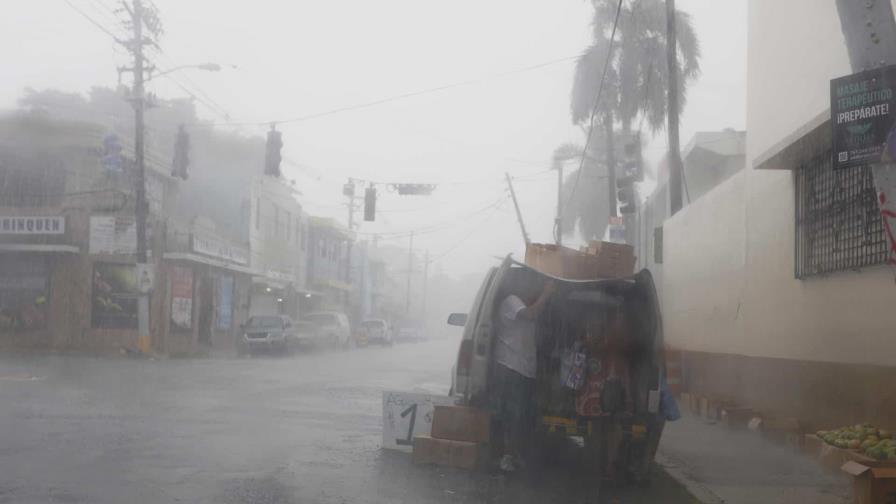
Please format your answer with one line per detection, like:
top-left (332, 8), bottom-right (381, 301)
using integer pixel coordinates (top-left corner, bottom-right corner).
top-left (492, 279), bottom-right (555, 472)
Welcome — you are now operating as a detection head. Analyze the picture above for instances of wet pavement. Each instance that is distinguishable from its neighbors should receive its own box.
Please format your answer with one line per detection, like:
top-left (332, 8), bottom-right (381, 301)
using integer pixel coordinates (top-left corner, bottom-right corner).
top-left (0, 338), bottom-right (697, 504)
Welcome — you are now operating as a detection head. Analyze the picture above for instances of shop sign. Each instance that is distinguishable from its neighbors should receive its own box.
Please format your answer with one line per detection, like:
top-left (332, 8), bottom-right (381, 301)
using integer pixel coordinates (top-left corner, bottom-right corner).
top-left (831, 64), bottom-right (896, 169)
top-left (216, 276), bottom-right (233, 330)
top-left (0, 216), bottom-right (65, 235)
top-left (89, 216), bottom-right (137, 255)
top-left (266, 268), bottom-right (294, 282)
top-left (170, 266), bottom-right (193, 332)
top-left (192, 233), bottom-right (249, 265)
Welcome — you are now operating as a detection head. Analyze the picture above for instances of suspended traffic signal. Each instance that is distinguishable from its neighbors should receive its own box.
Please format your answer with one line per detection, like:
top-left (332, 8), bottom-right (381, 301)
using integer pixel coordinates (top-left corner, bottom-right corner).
top-left (172, 124), bottom-right (190, 180)
top-left (617, 174), bottom-right (636, 215)
top-left (264, 126), bottom-right (283, 176)
top-left (364, 186), bottom-right (376, 221)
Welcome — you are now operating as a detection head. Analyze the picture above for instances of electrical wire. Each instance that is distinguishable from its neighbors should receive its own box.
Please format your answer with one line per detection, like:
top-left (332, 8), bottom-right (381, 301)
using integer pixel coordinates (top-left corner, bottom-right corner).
top-left (62, 0), bottom-right (125, 44)
top-left (202, 54), bottom-right (580, 127)
top-left (354, 195), bottom-right (506, 239)
top-left (428, 201), bottom-right (506, 263)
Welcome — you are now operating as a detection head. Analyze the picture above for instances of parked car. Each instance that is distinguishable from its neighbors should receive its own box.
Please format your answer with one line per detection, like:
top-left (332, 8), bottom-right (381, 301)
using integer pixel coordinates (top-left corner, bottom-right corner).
top-left (301, 311), bottom-right (352, 348)
top-left (360, 319), bottom-right (393, 346)
top-left (447, 256), bottom-right (666, 484)
top-left (240, 315), bottom-right (303, 354)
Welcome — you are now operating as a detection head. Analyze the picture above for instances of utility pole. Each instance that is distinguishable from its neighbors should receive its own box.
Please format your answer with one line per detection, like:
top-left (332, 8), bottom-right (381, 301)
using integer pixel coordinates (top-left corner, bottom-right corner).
top-left (505, 172), bottom-right (530, 245)
top-left (836, 0), bottom-right (896, 266)
top-left (346, 183), bottom-right (356, 285)
top-left (667, 0), bottom-right (684, 215)
top-left (126, 0), bottom-right (152, 352)
top-left (405, 232), bottom-right (414, 314)
top-left (604, 114), bottom-right (617, 218)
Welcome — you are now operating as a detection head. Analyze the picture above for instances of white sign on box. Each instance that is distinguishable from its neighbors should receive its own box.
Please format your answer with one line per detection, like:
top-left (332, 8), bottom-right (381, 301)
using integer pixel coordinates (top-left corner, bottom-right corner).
top-left (382, 390), bottom-right (455, 452)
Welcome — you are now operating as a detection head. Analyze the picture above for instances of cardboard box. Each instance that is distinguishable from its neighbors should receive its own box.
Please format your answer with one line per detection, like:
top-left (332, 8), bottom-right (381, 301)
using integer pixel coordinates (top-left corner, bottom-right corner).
top-left (816, 436), bottom-right (879, 471)
top-left (525, 242), bottom-right (636, 280)
top-left (841, 461), bottom-right (896, 504)
top-left (412, 435), bottom-right (480, 470)
top-left (524, 243), bottom-right (584, 279)
top-left (431, 405), bottom-right (490, 443)
top-left (580, 241), bottom-right (636, 279)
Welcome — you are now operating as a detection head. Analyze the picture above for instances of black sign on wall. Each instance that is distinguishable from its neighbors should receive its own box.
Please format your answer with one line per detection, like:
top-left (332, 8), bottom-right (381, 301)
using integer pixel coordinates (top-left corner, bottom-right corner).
top-left (831, 64), bottom-right (896, 169)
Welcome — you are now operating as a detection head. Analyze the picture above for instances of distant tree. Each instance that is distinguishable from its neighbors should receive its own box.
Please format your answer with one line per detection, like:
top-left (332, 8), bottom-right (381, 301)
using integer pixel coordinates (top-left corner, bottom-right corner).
top-left (563, 0), bottom-right (700, 240)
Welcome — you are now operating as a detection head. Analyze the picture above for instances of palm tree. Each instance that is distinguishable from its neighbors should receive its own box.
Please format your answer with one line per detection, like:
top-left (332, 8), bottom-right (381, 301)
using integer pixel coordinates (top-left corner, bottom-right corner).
top-left (563, 0), bottom-right (700, 240)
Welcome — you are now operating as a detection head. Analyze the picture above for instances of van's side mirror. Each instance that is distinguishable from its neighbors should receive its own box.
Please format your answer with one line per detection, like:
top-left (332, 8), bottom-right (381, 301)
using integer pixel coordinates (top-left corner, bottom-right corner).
top-left (447, 313), bottom-right (468, 326)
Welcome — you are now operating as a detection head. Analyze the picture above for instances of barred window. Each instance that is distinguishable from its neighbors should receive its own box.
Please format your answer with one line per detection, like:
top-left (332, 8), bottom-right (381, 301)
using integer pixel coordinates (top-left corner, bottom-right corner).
top-left (794, 149), bottom-right (888, 278)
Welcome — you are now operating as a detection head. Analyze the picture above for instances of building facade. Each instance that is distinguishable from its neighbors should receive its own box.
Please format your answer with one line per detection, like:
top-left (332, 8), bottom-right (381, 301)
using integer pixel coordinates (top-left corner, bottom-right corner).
top-left (655, 0), bottom-right (896, 428)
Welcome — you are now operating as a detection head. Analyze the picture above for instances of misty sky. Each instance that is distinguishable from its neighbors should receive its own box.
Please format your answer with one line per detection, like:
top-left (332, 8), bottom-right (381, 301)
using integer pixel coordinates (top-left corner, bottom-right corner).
top-left (0, 0), bottom-right (745, 278)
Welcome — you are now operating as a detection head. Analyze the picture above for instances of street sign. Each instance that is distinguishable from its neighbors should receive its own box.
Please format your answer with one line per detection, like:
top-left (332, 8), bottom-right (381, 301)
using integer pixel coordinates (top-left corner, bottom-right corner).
top-left (382, 390), bottom-right (455, 452)
top-left (831, 65), bottom-right (896, 169)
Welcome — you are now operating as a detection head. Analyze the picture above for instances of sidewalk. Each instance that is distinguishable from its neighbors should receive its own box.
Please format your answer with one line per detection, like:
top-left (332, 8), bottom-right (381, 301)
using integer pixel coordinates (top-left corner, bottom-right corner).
top-left (657, 413), bottom-right (852, 504)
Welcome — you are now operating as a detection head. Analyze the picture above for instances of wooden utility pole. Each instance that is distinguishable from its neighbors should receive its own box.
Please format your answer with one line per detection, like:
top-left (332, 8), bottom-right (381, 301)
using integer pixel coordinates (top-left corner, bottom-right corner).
top-left (505, 172), bottom-right (530, 245)
top-left (127, 0), bottom-right (152, 351)
top-left (836, 0), bottom-right (896, 265)
top-left (666, 0), bottom-right (684, 215)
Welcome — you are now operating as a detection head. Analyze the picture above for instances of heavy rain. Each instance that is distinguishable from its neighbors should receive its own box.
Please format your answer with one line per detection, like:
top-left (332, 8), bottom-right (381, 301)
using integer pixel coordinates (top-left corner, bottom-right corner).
top-left (0, 1), bottom-right (894, 503)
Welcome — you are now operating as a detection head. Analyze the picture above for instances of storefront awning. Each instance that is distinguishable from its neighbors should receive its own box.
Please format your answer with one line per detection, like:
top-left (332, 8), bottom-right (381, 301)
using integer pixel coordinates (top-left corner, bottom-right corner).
top-left (0, 244), bottom-right (80, 254)
top-left (163, 252), bottom-right (258, 275)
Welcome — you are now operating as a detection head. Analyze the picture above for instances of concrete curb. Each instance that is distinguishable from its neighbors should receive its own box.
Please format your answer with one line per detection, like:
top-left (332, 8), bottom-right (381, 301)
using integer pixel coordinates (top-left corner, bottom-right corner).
top-left (655, 452), bottom-right (725, 504)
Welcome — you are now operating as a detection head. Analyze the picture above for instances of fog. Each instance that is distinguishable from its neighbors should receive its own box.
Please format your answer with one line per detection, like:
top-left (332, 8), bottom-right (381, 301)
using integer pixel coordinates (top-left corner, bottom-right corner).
top-left (0, 0), bottom-right (745, 281)
top-left (12, 2), bottom-right (893, 504)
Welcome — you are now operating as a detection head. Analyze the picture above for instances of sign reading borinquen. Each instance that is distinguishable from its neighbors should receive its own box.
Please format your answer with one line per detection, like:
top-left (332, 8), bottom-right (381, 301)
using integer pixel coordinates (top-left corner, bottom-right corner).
top-left (831, 64), bottom-right (896, 169)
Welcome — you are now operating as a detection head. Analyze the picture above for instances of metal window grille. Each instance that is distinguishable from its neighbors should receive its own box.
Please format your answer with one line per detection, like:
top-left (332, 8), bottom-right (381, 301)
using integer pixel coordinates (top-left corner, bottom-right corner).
top-left (794, 149), bottom-right (887, 278)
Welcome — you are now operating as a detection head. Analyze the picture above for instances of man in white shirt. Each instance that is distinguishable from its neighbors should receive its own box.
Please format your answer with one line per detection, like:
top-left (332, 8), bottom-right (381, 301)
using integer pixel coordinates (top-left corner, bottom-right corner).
top-left (493, 279), bottom-right (556, 472)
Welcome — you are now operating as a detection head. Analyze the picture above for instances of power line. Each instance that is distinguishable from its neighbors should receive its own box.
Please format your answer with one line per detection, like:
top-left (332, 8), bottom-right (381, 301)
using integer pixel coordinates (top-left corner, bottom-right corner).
top-left (62, 0), bottom-right (125, 44)
top-left (563, 0), bottom-right (625, 214)
top-left (429, 202), bottom-right (505, 263)
top-left (203, 54), bottom-right (580, 127)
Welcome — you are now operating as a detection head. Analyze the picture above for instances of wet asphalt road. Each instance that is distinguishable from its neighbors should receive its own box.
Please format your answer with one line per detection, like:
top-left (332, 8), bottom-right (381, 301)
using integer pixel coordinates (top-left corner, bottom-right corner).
top-left (0, 338), bottom-right (696, 504)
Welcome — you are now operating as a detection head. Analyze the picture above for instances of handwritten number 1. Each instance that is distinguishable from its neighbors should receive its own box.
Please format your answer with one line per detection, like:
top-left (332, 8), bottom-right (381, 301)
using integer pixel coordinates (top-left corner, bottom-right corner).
top-left (396, 403), bottom-right (417, 446)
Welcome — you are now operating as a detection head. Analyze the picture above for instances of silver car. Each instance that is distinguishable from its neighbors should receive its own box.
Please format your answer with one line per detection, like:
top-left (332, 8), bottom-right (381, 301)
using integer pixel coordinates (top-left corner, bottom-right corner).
top-left (241, 315), bottom-right (300, 354)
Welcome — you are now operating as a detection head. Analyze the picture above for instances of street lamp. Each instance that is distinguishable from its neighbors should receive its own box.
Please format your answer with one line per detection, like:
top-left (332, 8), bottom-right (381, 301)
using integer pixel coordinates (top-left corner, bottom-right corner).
top-left (148, 62), bottom-right (235, 81)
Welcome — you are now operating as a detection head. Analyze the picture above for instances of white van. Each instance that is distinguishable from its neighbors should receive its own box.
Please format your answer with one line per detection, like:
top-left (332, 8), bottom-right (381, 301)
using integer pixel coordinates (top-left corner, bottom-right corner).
top-left (447, 257), bottom-right (667, 483)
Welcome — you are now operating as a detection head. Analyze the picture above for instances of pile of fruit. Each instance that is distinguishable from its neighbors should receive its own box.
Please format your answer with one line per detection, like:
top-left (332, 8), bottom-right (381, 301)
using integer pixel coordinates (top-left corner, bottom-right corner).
top-left (816, 424), bottom-right (896, 460)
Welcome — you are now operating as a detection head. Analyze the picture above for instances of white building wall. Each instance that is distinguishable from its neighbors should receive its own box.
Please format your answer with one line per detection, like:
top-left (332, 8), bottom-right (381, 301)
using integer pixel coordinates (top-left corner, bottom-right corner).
top-left (660, 0), bottom-right (896, 367)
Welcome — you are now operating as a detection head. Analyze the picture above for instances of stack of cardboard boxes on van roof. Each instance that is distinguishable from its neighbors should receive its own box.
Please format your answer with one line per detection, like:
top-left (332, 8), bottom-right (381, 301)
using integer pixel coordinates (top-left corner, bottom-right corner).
top-left (412, 406), bottom-right (490, 470)
top-left (525, 240), bottom-right (636, 280)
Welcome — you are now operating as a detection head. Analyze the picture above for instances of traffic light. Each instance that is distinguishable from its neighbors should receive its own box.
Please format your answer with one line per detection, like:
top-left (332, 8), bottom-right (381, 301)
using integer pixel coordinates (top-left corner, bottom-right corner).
top-left (343, 181), bottom-right (355, 197)
top-left (621, 132), bottom-right (643, 181)
top-left (264, 126), bottom-right (283, 176)
top-left (171, 124), bottom-right (190, 180)
top-left (101, 133), bottom-right (122, 173)
top-left (364, 186), bottom-right (376, 221)
top-left (617, 174), bottom-right (636, 215)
